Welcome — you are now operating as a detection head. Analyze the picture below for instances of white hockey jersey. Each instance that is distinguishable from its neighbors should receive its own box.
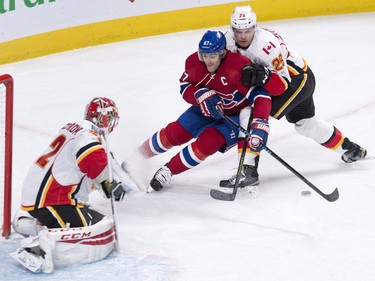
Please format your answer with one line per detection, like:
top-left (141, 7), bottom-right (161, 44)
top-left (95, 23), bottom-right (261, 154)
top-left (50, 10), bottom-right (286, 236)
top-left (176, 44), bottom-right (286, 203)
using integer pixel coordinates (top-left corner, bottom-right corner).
top-left (21, 120), bottom-right (109, 211)
top-left (226, 27), bottom-right (308, 95)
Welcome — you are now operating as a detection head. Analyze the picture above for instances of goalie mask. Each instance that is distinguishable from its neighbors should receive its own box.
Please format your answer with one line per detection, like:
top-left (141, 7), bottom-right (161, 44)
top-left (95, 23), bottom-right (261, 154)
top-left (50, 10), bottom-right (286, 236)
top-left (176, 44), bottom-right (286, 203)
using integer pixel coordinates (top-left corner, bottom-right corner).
top-left (85, 97), bottom-right (119, 133)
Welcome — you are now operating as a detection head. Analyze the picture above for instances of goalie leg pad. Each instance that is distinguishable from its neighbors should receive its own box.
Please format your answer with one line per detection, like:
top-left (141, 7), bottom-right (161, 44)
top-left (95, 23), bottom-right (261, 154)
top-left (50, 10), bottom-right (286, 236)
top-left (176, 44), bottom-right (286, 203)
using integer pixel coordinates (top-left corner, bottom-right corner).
top-left (12, 209), bottom-right (46, 237)
top-left (11, 216), bottom-right (115, 273)
top-left (43, 215), bottom-right (115, 267)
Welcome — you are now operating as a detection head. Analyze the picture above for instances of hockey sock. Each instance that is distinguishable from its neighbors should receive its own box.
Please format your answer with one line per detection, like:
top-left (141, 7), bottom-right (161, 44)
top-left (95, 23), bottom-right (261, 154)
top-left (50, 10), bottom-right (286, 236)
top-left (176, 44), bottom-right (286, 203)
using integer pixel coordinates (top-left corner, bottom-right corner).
top-left (237, 137), bottom-right (259, 166)
top-left (139, 121), bottom-right (193, 158)
top-left (168, 127), bottom-right (226, 175)
top-left (321, 126), bottom-right (345, 152)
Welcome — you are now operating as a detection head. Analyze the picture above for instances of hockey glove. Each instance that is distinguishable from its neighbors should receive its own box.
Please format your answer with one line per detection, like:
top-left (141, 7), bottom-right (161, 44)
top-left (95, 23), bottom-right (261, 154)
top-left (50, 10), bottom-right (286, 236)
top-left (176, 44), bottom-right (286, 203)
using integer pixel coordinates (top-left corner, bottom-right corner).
top-left (241, 64), bottom-right (270, 87)
top-left (111, 182), bottom-right (126, 202)
top-left (101, 180), bottom-right (126, 202)
top-left (195, 89), bottom-right (224, 119)
top-left (249, 118), bottom-right (269, 153)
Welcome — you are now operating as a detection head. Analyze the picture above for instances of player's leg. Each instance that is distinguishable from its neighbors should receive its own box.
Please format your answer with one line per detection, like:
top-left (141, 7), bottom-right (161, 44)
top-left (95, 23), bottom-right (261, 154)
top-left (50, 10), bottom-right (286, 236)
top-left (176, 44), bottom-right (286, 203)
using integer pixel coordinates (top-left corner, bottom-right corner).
top-left (138, 107), bottom-right (204, 158)
top-left (29, 204), bottom-right (105, 228)
top-left (293, 116), bottom-right (367, 163)
top-left (149, 112), bottom-right (238, 191)
top-left (277, 67), bottom-right (366, 163)
top-left (139, 121), bottom-right (193, 158)
top-left (219, 106), bottom-right (260, 190)
top-left (149, 126), bottom-right (227, 191)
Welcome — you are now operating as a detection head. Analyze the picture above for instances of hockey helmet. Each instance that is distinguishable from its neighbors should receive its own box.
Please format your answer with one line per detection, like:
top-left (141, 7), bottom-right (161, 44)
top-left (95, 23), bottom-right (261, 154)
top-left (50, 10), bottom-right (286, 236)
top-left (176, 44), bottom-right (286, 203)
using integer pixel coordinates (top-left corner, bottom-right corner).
top-left (85, 97), bottom-right (119, 133)
top-left (198, 30), bottom-right (226, 58)
top-left (231, 6), bottom-right (257, 30)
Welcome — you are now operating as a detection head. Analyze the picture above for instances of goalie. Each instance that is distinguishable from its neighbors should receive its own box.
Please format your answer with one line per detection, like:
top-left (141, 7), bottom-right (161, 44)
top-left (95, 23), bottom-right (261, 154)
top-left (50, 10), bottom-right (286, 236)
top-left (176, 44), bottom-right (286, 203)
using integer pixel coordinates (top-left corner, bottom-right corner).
top-left (11, 97), bottom-right (136, 273)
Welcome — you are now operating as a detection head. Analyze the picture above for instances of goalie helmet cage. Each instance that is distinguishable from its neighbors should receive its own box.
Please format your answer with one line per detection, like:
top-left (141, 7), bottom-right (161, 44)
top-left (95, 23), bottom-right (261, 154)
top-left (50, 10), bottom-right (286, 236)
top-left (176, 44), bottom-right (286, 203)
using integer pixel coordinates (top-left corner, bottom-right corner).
top-left (0, 74), bottom-right (13, 239)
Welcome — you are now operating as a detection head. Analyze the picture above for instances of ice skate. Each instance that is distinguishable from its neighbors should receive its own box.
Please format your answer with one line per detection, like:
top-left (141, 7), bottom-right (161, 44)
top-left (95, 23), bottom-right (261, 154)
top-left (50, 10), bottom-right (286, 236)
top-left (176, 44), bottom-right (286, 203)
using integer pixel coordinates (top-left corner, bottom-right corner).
top-left (341, 137), bottom-right (367, 163)
top-left (10, 241), bottom-right (53, 273)
top-left (149, 164), bottom-right (173, 192)
top-left (219, 164), bottom-right (259, 188)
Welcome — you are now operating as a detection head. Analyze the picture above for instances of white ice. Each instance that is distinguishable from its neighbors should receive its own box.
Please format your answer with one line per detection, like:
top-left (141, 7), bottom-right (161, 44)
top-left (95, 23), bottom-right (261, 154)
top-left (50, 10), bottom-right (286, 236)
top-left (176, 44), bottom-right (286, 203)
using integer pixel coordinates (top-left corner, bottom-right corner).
top-left (1, 12), bottom-right (375, 281)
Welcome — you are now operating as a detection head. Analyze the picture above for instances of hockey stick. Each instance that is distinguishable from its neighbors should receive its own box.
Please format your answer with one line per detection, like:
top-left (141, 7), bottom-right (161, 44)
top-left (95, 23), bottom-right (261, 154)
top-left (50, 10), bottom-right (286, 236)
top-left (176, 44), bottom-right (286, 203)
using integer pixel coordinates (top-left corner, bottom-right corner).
top-left (211, 112), bottom-right (339, 202)
top-left (210, 111), bottom-right (253, 201)
top-left (102, 115), bottom-right (120, 252)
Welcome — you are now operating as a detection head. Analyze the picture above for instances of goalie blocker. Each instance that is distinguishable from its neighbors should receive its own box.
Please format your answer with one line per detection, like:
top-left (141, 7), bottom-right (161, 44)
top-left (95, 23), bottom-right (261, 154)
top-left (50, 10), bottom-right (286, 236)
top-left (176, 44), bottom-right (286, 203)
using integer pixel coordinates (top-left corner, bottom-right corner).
top-left (10, 215), bottom-right (115, 273)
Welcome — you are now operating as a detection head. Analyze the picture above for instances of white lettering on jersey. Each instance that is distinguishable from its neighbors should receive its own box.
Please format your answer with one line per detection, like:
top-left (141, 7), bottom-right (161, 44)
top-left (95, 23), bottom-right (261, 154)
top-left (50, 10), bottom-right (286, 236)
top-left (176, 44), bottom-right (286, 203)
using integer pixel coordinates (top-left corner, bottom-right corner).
top-left (220, 76), bottom-right (228, 85)
top-left (62, 123), bottom-right (83, 135)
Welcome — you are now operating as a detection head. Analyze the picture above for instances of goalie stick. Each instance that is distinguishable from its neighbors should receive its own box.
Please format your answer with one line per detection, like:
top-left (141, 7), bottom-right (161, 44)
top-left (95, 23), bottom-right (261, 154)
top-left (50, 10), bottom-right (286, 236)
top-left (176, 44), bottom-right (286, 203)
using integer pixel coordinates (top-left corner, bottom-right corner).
top-left (210, 112), bottom-right (339, 202)
top-left (102, 114), bottom-right (120, 252)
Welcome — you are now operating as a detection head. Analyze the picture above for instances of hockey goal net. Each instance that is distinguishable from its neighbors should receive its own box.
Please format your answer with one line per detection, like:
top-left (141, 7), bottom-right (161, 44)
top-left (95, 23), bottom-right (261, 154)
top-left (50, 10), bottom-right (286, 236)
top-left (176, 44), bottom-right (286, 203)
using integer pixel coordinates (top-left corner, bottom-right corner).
top-left (0, 74), bottom-right (13, 239)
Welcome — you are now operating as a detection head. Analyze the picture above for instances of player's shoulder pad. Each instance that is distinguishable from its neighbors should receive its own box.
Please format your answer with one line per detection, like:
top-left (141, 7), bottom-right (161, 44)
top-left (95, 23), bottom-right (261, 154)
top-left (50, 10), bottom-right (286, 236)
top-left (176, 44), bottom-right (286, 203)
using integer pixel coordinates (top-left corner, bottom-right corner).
top-left (225, 51), bottom-right (251, 64)
top-left (186, 52), bottom-right (200, 62)
top-left (251, 28), bottom-right (283, 59)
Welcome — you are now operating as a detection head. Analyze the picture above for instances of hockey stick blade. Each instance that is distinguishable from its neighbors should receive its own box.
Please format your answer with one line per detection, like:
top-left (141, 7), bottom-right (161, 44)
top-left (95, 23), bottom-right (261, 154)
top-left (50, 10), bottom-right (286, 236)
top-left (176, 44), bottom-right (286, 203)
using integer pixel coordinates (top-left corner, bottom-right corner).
top-left (316, 187), bottom-right (339, 202)
top-left (210, 188), bottom-right (236, 201)
top-left (211, 185), bottom-right (339, 202)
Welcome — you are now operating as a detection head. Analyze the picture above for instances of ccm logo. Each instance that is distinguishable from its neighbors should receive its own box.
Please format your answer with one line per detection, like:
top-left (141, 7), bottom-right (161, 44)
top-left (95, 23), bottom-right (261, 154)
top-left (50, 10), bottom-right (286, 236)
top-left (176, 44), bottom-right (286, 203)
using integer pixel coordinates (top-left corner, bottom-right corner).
top-left (60, 232), bottom-right (92, 240)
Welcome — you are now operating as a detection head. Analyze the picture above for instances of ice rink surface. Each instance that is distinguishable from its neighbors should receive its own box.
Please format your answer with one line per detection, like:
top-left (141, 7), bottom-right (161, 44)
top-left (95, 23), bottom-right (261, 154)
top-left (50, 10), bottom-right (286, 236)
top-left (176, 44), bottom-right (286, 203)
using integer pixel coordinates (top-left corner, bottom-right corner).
top-left (1, 12), bottom-right (375, 281)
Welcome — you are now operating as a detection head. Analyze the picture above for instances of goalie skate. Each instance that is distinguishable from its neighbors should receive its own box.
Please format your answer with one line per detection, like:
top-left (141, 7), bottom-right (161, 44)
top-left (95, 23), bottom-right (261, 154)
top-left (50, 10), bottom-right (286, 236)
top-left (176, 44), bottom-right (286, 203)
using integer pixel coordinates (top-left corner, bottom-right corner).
top-left (10, 244), bottom-right (53, 273)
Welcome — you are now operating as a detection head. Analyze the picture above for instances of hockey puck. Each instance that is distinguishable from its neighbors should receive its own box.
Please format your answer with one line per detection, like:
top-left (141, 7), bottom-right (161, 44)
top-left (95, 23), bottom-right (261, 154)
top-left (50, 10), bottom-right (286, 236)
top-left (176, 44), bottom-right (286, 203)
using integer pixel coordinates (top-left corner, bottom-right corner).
top-left (301, 190), bottom-right (311, 196)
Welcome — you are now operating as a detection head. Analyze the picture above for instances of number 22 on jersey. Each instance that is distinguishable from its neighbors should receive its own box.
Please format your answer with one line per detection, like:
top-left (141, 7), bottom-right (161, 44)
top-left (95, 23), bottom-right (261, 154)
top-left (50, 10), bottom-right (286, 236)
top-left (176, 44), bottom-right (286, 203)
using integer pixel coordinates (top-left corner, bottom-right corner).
top-left (35, 135), bottom-right (66, 168)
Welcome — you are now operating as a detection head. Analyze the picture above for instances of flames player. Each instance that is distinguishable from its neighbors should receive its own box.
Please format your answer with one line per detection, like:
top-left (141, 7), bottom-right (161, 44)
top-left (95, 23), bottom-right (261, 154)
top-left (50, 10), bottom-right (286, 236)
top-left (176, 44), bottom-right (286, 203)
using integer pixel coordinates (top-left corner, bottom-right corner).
top-left (11, 97), bottom-right (135, 273)
top-left (139, 30), bottom-right (272, 191)
top-left (220, 6), bottom-right (367, 191)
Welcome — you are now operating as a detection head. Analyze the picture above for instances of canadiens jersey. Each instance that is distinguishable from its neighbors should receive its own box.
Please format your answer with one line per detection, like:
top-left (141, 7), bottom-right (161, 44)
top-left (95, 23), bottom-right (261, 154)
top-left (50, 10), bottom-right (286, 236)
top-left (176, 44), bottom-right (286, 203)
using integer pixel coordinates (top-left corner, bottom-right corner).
top-left (21, 120), bottom-right (109, 211)
top-left (226, 27), bottom-right (308, 96)
top-left (179, 51), bottom-right (271, 120)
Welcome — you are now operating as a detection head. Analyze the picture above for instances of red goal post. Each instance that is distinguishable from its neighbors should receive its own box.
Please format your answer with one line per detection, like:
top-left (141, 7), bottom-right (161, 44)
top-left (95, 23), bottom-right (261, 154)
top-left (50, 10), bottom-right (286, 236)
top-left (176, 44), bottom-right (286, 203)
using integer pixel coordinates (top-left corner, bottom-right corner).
top-left (0, 74), bottom-right (13, 239)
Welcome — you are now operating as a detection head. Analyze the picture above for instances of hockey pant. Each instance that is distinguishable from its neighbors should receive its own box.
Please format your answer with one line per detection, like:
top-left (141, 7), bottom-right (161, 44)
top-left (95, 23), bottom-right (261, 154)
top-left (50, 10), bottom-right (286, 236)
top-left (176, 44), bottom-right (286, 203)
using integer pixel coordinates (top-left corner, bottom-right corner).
top-left (271, 65), bottom-right (345, 151)
top-left (29, 204), bottom-right (105, 229)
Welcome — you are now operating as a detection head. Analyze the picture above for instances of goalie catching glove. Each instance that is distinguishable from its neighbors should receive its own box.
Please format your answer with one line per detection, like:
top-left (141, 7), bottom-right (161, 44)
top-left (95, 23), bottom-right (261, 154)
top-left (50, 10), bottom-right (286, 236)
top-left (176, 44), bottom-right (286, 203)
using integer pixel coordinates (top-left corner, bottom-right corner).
top-left (195, 89), bottom-right (224, 119)
top-left (101, 180), bottom-right (126, 202)
top-left (249, 118), bottom-right (269, 153)
top-left (241, 63), bottom-right (270, 87)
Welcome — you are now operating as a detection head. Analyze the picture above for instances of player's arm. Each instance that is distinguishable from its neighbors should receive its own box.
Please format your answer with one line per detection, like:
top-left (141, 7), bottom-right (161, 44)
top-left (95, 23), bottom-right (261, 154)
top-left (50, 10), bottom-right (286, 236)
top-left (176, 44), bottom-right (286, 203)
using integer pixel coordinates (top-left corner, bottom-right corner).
top-left (76, 137), bottom-right (108, 180)
top-left (242, 42), bottom-right (289, 95)
top-left (247, 87), bottom-right (272, 152)
top-left (241, 62), bottom-right (288, 96)
top-left (77, 133), bottom-right (128, 201)
top-left (235, 66), bottom-right (272, 120)
top-left (262, 52), bottom-right (289, 95)
top-left (179, 72), bottom-right (203, 105)
top-left (246, 87), bottom-right (271, 120)
top-left (179, 53), bottom-right (211, 105)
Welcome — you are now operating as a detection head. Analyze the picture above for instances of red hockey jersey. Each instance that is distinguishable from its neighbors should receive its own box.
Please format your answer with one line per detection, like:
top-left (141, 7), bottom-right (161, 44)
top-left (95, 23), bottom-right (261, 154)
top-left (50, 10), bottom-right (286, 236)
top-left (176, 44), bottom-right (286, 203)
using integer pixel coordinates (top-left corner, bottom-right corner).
top-left (179, 51), bottom-right (271, 120)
